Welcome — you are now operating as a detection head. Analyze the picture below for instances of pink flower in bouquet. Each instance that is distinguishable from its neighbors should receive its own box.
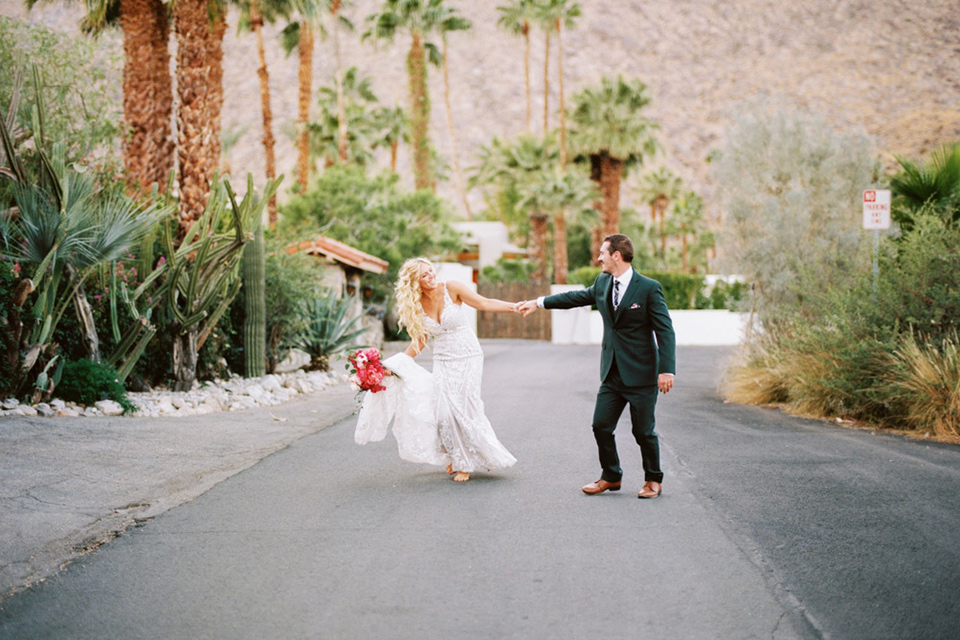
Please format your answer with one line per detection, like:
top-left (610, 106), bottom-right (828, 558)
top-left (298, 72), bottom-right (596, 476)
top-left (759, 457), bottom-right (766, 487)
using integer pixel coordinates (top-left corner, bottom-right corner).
top-left (347, 348), bottom-right (388, 393)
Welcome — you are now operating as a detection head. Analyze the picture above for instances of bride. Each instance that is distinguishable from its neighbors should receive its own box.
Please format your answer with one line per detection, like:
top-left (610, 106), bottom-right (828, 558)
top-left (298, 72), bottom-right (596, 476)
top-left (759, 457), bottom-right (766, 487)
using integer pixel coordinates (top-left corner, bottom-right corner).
top-left (355, 258), bottom-right (518, 482)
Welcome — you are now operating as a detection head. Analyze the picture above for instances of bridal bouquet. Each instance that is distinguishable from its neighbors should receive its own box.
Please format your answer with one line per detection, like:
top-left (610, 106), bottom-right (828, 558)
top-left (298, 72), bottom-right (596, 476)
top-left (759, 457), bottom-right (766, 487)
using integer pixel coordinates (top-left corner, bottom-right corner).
top-left (346, 348), bottom-right (390, 393)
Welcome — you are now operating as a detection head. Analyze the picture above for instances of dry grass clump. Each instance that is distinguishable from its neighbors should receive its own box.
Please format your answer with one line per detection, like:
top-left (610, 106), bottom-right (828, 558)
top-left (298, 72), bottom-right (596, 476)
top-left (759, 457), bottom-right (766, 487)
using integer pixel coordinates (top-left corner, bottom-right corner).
top-left (887, 333), bottom-right (960, 438)
top-left (720, 339), bottom-right (789, 406)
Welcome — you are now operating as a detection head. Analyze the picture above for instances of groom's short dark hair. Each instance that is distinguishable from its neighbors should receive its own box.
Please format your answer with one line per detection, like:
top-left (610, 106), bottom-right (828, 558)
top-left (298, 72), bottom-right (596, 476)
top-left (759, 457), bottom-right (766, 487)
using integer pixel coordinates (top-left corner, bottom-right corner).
top-left (604, 234), bottom-right (634, 263)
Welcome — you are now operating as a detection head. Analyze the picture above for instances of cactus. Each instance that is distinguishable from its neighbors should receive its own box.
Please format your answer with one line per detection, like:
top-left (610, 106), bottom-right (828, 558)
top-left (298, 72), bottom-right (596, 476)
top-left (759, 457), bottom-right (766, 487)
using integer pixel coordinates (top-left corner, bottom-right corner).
top-left (242, 208), bottom-right (266, 377)
top-left (164, 173), bottom-right (281, 391)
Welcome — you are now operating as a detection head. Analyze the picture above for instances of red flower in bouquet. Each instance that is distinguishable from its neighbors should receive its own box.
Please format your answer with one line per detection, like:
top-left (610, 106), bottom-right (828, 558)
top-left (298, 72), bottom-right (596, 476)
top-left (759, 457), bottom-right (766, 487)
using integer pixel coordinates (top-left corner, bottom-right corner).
top-left (346, 348), bottom-right (389, 393)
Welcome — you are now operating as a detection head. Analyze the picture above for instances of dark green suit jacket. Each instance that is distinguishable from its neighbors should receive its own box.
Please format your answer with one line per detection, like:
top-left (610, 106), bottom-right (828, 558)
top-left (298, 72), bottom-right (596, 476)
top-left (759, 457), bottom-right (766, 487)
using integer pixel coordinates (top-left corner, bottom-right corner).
top-left (544, 270), bottom-right (676, 387)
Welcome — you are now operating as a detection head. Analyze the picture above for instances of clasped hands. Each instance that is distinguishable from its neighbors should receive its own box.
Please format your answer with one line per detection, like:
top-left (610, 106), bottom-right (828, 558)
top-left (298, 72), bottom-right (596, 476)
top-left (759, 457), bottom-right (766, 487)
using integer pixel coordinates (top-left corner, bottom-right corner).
top-left (511, 300), bottom-right (539, 317)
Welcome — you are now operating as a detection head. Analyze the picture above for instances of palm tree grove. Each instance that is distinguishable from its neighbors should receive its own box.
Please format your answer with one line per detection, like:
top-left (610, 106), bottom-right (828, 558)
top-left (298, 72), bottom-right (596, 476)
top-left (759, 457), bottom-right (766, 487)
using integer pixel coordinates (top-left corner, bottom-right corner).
top-left (1, 0), bottom-right (959, 441)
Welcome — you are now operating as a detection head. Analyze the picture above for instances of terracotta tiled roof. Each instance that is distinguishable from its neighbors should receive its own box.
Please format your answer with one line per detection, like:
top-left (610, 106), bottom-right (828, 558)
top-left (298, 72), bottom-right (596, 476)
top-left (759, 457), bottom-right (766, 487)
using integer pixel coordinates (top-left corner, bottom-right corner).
top-left (286, 237), bottom-right (389, 274)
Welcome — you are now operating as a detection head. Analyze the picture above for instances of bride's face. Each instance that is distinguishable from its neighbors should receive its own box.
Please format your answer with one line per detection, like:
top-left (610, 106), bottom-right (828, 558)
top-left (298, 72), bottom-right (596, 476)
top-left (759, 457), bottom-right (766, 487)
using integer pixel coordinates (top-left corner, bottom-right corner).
top-left (418, 263), bottom-right (438, 292)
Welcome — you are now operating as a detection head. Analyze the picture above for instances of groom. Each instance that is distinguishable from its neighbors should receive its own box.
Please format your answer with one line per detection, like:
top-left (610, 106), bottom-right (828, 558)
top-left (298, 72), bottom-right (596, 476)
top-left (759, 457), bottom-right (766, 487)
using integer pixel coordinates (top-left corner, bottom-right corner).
top-left (518, 234), bottom-right (676, 499)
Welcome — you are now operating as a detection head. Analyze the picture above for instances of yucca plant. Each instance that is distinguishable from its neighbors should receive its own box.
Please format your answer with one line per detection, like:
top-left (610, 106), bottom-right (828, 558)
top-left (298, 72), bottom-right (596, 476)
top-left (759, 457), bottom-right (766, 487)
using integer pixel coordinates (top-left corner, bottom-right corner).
top-left (288, 288), bottom-right (367, 371)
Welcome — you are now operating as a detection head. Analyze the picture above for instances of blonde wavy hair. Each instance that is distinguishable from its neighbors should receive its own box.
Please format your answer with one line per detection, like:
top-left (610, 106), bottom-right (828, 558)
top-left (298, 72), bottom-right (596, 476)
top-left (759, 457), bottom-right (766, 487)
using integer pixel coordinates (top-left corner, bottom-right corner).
top-left (395, 257), bottom-right (434, 347)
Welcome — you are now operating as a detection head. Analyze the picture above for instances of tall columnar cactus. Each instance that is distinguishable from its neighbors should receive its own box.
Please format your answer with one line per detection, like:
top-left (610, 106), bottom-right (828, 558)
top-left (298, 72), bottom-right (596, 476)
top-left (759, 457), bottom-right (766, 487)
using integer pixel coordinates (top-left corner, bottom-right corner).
top-left (242, 210), bottom-right (266, 378)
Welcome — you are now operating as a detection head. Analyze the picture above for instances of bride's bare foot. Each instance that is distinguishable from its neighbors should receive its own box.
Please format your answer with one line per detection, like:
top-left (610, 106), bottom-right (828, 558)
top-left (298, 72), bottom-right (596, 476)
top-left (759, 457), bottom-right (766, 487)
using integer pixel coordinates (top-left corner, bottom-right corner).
top-left (446, 464), bottom-right (455, 475)
top-left (453, 471), bottom-right (470, 482)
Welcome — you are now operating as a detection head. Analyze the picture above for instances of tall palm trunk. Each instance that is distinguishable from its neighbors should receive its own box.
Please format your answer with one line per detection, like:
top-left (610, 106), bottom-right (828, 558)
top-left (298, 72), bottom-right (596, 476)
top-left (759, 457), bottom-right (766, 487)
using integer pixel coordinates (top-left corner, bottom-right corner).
top-left (332, 0), bottom-right (347, 163)
top-left (207, 9), bottom-right (226, 182)
top-left (542, 29), bottom-right (550, 136)
top-left (523, 21), bottom-right (531, 132)
top-left (250, 0), bottom-right (278, 226)
top-left (598, 151), bottom-right (623, 237)
top-left (553, 210), bottom-right (568, 284)
top-left (589, 151), bottom-right (623, 252)
top-left (530, 212), bottom-right (549, 283)
top-left (442, 37), bottom-right (471, 219)
top-left (408, 31), bottom-right (432, 191)
top-left (555, 18), bottom-right (567, 168)
top-left (120, 0), bottom-right (173, 194)
top-left (175, 0), bottom-right (221, 238)
top-left (296, 24), bottom-right (314, 191)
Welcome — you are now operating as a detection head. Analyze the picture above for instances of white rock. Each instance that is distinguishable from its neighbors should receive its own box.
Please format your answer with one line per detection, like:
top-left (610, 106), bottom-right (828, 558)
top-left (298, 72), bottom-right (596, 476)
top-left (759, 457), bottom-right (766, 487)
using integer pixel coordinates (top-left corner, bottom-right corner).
top-left (274, 348), bottom-right (311, 373)
top-left (170, 396), bottom-right (187, 409)
top-left (2, 398), bottom-right (19, 409)
top-left (19, 405), bottom-right (38, 417)
top-left (155, 401), bottom-right (176, 415)
top-left (57, 408), bottom-right (80, 417)
top-left (94, 400), bottom-right (125, 416)
top-left (260, 375), bottom-right (282, 391)
top-left (35, 403), bottom-right (56, 417)
top-left (49, 398), bottom-right (66, 410)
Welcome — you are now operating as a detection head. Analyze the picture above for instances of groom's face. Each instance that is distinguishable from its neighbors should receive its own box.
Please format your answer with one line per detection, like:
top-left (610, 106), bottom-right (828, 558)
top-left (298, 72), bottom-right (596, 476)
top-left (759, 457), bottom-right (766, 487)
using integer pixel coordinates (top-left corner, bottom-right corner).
top-left (598, 242), bottom-right (616, 274)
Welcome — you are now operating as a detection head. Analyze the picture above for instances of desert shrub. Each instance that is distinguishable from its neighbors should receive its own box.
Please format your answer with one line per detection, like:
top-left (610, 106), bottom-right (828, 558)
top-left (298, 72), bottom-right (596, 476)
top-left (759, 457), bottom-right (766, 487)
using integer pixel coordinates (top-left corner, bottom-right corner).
top-left (723, 212), bottom-right (960, 431)
top-left (0, 17), bottom-right (121, 162)
top-left (57, 359), bottom-right (135, 413)
top-left (714, 103), bottom-right (877, 320)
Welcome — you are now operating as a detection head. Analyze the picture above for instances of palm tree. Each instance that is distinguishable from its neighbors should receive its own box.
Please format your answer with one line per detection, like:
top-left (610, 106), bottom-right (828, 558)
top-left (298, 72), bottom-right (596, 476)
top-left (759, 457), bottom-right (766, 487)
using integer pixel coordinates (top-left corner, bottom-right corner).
top-left (33, 0), bottom-right (174, 195)
top-left (670, 190), bottom-right (705, 273)
top-left (373, 105), bottom-right (409, 173)
top-left (239, 0), bottom-right (292, 227)
top-left (890, 144), bottom-right (960, 232)
top-left (309, 67), bottom-right (379, 167)
top-left (469, 133), bottom-right (560, 281)
top-left (636, 165), bottom-right (682, 254)
top-left (536, 0), bottom-right (580, 167)
top-left (364, 0), bottom-right (459, 191)
top-left (518, 164), bottom-right (596, 283)
top-left (496, 0), bottom-right (538, 132)
top-left (174, 0), bottom-right (228, 239)
top-left (438, 9), bottom-right (472, 217)
top-left (569, 76), bottom-right (660, 253)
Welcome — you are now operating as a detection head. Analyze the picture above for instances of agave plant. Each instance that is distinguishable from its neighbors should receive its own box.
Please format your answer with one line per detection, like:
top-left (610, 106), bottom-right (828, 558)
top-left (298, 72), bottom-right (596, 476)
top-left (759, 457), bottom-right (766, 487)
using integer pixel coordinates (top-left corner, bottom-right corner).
top-left (288, 288), bottom-right (368, 371)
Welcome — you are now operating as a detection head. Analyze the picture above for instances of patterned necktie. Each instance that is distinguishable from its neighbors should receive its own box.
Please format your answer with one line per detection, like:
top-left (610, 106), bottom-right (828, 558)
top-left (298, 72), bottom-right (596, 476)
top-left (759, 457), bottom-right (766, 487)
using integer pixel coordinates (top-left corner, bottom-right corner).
top-left (613, 279), bottom-right (621, 308)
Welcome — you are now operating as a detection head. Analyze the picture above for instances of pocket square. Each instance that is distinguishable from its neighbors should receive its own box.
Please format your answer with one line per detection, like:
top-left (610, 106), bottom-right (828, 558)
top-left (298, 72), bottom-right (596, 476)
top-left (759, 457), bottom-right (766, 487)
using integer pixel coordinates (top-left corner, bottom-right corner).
top-left (630, 303), bottom-right (642, 309)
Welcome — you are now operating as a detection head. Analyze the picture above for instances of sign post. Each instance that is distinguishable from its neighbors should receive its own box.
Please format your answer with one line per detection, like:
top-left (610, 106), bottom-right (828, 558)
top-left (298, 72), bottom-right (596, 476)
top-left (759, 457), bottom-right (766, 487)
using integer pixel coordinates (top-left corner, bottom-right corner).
top-left (862, 189), bottom-right (891, 303)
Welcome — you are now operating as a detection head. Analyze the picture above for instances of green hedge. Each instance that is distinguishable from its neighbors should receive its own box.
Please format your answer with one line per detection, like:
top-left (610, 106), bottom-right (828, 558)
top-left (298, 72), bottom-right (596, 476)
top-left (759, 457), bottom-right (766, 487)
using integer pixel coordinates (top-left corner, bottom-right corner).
top-left (567, 267), bottom-right (710, 310)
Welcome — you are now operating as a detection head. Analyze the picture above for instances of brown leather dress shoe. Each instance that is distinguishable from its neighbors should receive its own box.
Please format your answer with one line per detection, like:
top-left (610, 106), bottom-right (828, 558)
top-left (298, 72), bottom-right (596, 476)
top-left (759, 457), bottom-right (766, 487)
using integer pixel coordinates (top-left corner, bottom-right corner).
top-left (637, 481), bottom-right (662, 499)
top-left (582, 479), bottom-right (622, 495)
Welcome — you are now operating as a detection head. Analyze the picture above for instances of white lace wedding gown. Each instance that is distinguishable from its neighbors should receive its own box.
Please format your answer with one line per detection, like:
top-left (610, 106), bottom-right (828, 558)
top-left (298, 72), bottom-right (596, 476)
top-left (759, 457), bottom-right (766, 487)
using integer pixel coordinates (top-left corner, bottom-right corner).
top-left (355, 284), bottom-right (517, 473)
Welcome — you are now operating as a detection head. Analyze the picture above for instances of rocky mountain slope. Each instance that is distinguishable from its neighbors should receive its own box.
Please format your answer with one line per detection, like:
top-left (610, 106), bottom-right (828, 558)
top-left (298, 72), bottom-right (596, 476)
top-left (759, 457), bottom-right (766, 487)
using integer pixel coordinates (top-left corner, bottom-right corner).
top-left (4, 0), bottom-right (959, 221)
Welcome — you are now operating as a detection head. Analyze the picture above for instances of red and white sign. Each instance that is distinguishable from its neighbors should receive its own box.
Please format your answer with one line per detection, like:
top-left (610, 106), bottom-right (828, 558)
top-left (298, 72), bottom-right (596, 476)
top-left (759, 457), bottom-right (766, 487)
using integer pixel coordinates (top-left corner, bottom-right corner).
top-left (862, 189), bottom-right (891, 230)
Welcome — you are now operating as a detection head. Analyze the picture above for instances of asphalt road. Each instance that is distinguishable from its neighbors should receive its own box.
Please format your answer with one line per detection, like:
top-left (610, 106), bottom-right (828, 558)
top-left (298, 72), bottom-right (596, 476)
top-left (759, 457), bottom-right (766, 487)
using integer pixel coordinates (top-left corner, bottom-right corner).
top-left (1, 342), bottom-right (958, 639)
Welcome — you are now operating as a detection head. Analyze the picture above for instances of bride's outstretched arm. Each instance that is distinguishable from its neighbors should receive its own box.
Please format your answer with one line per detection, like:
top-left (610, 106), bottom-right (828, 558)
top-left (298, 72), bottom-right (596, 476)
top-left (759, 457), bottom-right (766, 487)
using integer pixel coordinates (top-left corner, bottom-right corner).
top-left (446, 280), bottom-right (517, 313)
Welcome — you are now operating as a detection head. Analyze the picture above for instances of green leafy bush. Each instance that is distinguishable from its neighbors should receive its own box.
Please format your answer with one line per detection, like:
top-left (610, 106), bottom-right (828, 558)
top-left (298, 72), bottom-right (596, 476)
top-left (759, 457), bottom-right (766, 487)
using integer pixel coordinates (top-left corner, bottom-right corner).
top-left (695, 278), bottom-right (749, 310)
top-left (57, 359), bottom-right (135, 413)
top-left (567, 266), bottom-right (705, 309)
top-left (279, 166), bottom-right (463, 299)
top-left (479, 258), bottom-right (535, 284)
